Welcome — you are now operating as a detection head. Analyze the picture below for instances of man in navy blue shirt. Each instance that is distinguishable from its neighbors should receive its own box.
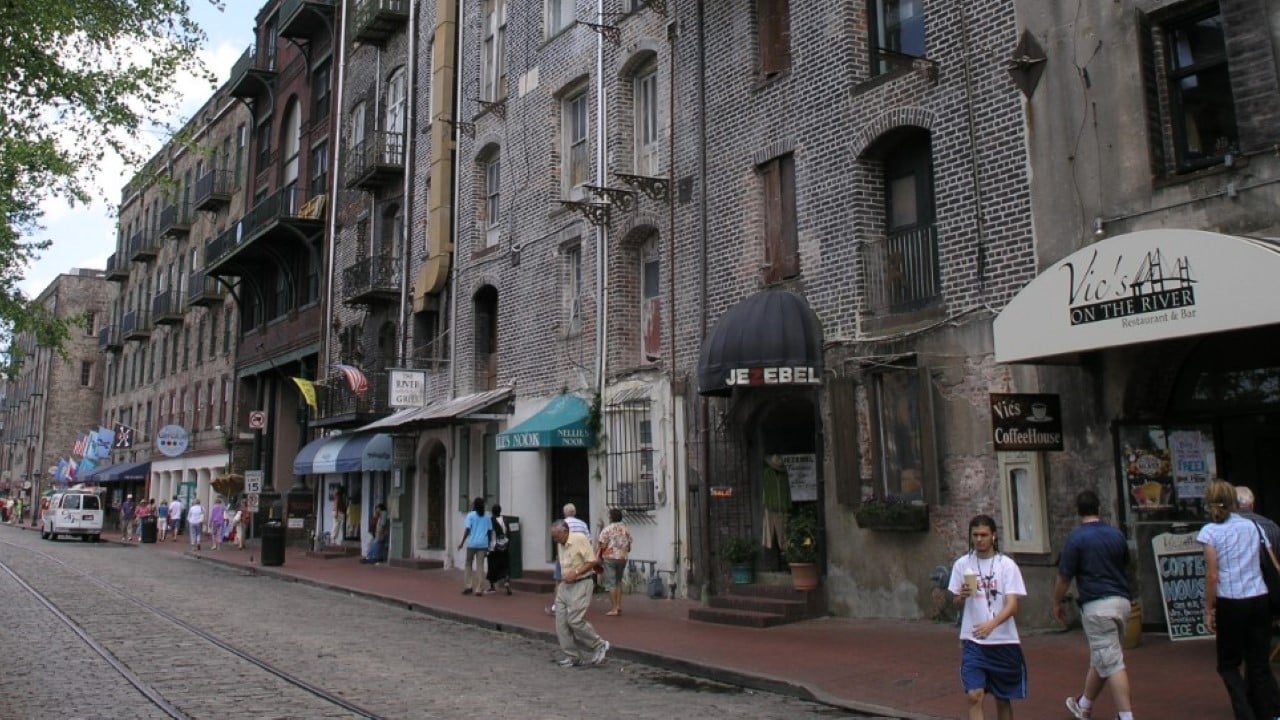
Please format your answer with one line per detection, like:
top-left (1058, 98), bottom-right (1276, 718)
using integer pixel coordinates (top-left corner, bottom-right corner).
top-left (1054, 490), bottom-right (1136, 720)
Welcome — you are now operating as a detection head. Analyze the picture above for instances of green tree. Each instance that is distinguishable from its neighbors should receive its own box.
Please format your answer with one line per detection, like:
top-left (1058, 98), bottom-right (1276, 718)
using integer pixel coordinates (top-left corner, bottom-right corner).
top-left (0, 0), bottom-right (217, 373)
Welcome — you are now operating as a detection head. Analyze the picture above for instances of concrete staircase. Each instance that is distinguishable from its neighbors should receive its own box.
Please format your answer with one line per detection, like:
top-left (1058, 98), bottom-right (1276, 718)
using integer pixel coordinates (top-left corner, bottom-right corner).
top-left (688, 576), bottom-right (824, 628)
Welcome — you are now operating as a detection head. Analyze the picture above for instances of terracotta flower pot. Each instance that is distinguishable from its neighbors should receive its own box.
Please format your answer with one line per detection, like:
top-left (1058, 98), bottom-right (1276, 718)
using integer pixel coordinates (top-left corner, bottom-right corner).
top-left (790, 562), bottom-right (819, 591)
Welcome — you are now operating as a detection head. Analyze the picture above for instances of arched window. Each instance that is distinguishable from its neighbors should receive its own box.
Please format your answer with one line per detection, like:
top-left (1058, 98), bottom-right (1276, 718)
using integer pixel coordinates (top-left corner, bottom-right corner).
top-left (281, 99), bottom-right (302, 201)
top-left (473, 286), bottom-right (499, 390)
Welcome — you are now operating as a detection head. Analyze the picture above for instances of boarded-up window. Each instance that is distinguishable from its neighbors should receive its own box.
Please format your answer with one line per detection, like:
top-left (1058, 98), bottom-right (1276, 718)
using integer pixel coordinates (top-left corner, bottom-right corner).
top-left (761, 153), bottom-right (798, 282)
top-left (757, 0), bottom-right (791, 77)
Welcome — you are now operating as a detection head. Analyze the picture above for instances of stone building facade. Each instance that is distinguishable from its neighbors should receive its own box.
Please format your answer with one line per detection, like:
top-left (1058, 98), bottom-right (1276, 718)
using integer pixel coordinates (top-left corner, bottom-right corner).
top-left (0, 271), bottom-right (111, 513)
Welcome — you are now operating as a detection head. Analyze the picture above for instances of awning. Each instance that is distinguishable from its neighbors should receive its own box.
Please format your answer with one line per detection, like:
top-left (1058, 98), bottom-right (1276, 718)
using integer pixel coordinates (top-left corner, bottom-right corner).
top-left (293, 433), bottom-right (393, 475)
top-left (697, 289), bottom-right (824, 396)
top-left (994, 230), bottom-right (1280, 363)
top-left (80, 460), bottom-right (150, 483)
top-left (496, 394), bottom-right (592, 451)
top-left (355, 387), bottom-right (513, 433)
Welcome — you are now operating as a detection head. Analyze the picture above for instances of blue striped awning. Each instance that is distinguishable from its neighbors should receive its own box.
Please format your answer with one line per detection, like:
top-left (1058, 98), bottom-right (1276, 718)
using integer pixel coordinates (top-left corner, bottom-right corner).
top-left (293, 433), bottom-right (393, 475)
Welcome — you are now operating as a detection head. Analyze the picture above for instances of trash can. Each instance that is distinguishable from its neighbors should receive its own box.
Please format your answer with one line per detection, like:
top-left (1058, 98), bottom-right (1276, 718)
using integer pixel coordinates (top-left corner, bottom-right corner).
top-left (261, 520), bottom-right (285, 567)
top-left (139, 516), bottom-right (158, 544)
top-left (506, 516), bottom-right (522, 579)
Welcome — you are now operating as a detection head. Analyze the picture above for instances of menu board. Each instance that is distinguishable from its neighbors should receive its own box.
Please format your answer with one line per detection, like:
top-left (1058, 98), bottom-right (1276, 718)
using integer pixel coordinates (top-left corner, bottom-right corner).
top-left (1152, 530), bottom-right (1211, 641)
top-left (783, 454), bottom-right (818, 502)
top-left (1118, 424), bottom-right (1216, 521)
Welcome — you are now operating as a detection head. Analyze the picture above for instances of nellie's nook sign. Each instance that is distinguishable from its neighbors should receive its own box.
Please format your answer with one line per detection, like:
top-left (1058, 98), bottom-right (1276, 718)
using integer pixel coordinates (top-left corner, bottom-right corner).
top-left (990, 393), bottom-right (1063, 451)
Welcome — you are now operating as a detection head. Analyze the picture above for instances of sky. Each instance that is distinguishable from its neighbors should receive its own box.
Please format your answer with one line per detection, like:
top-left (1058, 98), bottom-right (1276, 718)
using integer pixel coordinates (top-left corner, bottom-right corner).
top-left (20, 0), bottom-right (265, 298)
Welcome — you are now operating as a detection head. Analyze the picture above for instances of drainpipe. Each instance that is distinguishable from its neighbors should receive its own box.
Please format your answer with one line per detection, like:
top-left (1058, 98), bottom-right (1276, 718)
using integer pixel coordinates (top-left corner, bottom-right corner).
top-left (957, 1), bottom-right (989, 295)
top-left (447, 0), bottom-right (465, 398)
top-left (398, 0), bottom-right (419, 367)
top-left (694, 0), bottom-right (711, 601)
top-left (665, 1), bottom-right (682, 592)
top-left (594, 0), bottom-right (608, 398)
top-left (323, 0), bottom-right (351, 378)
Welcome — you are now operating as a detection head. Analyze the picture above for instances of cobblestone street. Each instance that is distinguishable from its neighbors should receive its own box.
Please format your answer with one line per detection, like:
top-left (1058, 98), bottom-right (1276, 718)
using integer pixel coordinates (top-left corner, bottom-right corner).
top-left (0, 532), bottom-right (863, 719)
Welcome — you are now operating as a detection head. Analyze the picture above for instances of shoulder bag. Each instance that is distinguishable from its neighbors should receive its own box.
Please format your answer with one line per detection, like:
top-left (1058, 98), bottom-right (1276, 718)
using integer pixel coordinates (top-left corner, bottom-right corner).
top-left (1253, 521), bottom-right (1280, 616)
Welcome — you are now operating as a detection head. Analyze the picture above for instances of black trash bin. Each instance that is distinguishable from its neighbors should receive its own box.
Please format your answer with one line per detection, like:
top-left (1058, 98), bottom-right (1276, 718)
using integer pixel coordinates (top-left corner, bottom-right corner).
top-left (261, 521), bottom-right (285, 567)
top-left (505, 516), bottom-right (522, 579)
top-left (139, 516), bottom-right (158, 544)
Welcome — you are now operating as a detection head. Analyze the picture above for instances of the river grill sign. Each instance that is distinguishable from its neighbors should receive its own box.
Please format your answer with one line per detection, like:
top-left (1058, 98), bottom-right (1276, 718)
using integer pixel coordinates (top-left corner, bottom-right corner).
top-left (990, 393), bottom-right (1063, 452)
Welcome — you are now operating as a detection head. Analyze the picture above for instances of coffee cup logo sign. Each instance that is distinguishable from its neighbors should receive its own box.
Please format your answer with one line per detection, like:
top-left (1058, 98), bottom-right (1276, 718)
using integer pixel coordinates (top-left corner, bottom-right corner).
top-left (990, 393), bottom-right (1063, 452)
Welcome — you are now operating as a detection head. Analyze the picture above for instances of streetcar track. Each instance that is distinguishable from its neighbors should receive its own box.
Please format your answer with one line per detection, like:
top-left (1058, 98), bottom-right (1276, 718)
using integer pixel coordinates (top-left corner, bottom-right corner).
top-left (0, 539), bottom-right (390, 720)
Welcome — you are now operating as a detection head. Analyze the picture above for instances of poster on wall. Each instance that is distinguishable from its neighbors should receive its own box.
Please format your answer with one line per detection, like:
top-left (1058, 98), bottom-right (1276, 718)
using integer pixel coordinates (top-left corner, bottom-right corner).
top-left (1117, 424), bottom-right (1215, 521)
top-left (783, 454), bottom-right (818, 502)
top-left (1152, 530), bottom-right (1212, 641)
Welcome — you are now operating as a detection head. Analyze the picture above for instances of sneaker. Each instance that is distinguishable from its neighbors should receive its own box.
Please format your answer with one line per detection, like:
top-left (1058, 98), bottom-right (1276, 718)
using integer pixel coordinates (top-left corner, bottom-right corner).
top-left (556, 657), bottom-right (579, 668)
top-left (484, 588), bottom-right (496, 594)
top-left (462, 588), bottom-right (473, 595)
top-left (590, 640), bottom-right (610, 665)
top-left (1065, 696), bottom-right (1090, 719)
top-left (545, 604), bottom-right (557, 616)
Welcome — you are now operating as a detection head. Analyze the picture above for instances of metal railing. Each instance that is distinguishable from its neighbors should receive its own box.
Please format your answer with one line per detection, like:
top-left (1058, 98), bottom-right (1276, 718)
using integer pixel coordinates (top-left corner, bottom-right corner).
top-left (316, 370), bottom-right (392, 420)
top-left (861, 224), bottom-right (940, 315)
top-left (342, 255), bottom-right (400, 302)
top-left (344, 131), bottom-right (405, 186)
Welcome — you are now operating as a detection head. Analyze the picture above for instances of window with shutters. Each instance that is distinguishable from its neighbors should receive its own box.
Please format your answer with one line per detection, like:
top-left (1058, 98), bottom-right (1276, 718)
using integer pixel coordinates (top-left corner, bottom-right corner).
top-left (1139, 4), bottom-right (1238, 174)
top-left (758, 153), bottom-right (798, 283)
top-left (756, 0), bottom-right (791, 79)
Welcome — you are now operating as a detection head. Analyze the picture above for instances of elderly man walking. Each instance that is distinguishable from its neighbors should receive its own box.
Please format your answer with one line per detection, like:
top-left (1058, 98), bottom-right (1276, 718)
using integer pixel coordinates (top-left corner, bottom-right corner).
top-left (1054, 490), bottom-right (1135, 720)
top-left (550, 520), bottom-right (609, 667)
top-left (1237, 486), bottom-right (1280, 551)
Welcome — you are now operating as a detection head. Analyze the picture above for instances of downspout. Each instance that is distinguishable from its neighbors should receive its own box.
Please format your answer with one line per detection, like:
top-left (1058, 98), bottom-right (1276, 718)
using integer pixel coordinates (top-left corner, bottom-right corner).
top-left (957, 1), bottom-right (989, 295)
top-left (665, 3), bottom-right (682, 592)
top-left (398, 0), bottom-right (419, 367)
top-left (695, 0), bottom-right (711, 602)
top-left (323, 0), bottom-right (351, 378)
top-left (446, 0), bottom-right (465, 397)
top-left (594, 0), bottom-right (608, 398)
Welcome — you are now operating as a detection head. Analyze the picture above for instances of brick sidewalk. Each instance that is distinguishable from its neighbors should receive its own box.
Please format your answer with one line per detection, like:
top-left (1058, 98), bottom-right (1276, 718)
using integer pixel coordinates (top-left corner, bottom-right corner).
top-left (112, 533), bottom-right (1227, 719)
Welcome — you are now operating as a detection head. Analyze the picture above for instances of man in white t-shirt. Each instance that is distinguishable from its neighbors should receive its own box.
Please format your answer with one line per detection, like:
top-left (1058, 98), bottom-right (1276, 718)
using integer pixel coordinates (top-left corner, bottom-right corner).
top-left (167, 497), bottom-right (184, 542)
top-left (949, 514), bottom-right (1028, 720)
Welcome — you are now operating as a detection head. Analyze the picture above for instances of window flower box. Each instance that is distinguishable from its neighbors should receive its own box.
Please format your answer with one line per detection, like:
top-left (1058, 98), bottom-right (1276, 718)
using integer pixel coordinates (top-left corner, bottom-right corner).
top-left (855, 497), bottom-right (929, 532)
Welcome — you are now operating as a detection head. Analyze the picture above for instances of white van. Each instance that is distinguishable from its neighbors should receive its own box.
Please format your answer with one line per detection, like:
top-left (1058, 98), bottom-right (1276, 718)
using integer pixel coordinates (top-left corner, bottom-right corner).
top-left (41, 492), bottom-right (104, 542)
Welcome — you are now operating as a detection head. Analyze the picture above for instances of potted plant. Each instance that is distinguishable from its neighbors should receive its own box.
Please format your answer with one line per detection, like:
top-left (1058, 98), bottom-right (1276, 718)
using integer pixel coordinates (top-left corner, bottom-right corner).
top-left (854, 495), bottom-right (930, 532)
top-left (721, 535), bottom-right (757, 585)
top-left (786, 505), bottom-right (821, 590)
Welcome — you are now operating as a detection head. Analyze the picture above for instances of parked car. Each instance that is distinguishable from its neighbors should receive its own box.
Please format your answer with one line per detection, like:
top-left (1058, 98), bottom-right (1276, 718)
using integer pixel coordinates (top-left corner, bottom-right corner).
top-left (41, 492), bottom-right (103, 542)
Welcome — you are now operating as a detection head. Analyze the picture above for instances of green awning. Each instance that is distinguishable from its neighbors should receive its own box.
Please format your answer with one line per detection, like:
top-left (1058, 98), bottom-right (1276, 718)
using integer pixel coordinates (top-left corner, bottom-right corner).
top-left (496, 395), bottom-right (592, 451)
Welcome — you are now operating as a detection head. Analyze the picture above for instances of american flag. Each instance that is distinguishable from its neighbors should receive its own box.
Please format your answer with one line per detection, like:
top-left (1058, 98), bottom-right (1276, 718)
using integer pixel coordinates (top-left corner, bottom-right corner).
top-left (72, 433), bottom-right (90, 458)
top-left (333, 364), bottom-right (368, 396)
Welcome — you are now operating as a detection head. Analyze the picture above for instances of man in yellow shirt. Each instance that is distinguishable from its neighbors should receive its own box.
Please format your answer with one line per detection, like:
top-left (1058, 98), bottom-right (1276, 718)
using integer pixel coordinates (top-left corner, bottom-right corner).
top-left (551, 520), bottom-right (610, 667)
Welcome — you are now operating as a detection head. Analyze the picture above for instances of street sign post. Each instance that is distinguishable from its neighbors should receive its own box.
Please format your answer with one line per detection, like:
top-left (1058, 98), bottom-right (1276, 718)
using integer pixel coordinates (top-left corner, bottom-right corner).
top-left (245, 470), bottom-right (264, 495)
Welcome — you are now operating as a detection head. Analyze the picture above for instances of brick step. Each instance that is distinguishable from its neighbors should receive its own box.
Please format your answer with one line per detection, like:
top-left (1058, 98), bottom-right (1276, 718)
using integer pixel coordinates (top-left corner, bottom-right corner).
top-left (510, 574), bottom-right (556, 594)
top-left (707, 594), bottom-right (808, 619)
top-left (387, 557), bottom-right (444, 570)
top-left (305, 549), bottom-right (351, 560)
top-left (726, 582), bottom-right (810, 602)
top-left (687, 607), bottom-right (789, 629)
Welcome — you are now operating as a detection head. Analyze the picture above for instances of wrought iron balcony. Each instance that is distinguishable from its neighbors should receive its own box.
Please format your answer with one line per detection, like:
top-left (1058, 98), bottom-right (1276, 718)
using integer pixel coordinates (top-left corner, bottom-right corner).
top-left (861, 224), bottom-right (941, 315)
top-left (193, 169), bottom-right (234, 212)
top-left (351, 0), bottom-right (408, 45)
top-left (280, 0), bottom-right (336, 39)
top-left (227, 44), bottom-right (277, 99)
top-left (410, 338), bottom-right (449, 374)
top-left (97, 325), bottom-right (122, 353)
top-left (185, 271), bottom-right (225, 307)
top-left (121, 310), bottom-right (152, 341)
top-left (312, 370), bottom-right (392, 429)
top-left (344, 131), bottom-right (405, 190)
top-left (129, 230), bottom-right (159, 262)
top-left (342, 256), bottom-right (400, 306)
top-left (152, 290), bottom-right (183, 326)
top-left (105, 253), bottom-right (129, 282)
top-left (205, 185), bottom-right (325, 275)
top-left (158, 202), bottom-right (192, 238)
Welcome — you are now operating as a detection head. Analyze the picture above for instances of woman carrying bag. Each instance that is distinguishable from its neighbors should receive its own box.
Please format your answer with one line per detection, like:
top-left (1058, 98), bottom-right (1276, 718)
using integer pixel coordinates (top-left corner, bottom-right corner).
top-left (1197, 479), bottom-right (1280, 720)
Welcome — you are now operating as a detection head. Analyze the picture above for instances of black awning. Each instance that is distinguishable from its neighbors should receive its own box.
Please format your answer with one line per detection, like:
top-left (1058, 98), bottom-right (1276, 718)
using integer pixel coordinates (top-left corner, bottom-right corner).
top-left (697, 289), bottom-right (824, 396)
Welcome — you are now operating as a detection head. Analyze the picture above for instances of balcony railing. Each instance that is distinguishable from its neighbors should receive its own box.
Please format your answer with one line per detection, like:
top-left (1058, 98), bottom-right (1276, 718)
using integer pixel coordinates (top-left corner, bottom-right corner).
top-left (342, 255), bottom-right (400, 305)
top-left (121, 310), bottom-right (152, 341)
top-left (352, 0), bottom-right (409, 45)
top-left (158, 202), bottom-right (192, 238)
top-left (861, 224), bottom-right (940, 315)
top-left (205, 225), bottom-right (241, 273)
top-left (411, 338), bottom-right (449, 372)
top-left (152, 290), bottom-right (183, 326)
top-left (97, 326), bottom-right (122, 352)
top-left (185, 271), bottom-right (225, 307)
top-left (105, 253), bottom-right (129, 282)
top-left (128, 230), bottom-right (158, 262)
top-left (242, 183), bottom-right (325, 242)
top-left (313, 370), bottom-right (392, 427)
top-left (193, 169), bottom-right (234, 212)
top-left (228, 44), bottom-right (277, 99)
top-left (205, 185), bottom-right (324, 274)
top-left (280, 0), bottom-right (337, 39)
top-left (344, 131), bottom-right (405, 189)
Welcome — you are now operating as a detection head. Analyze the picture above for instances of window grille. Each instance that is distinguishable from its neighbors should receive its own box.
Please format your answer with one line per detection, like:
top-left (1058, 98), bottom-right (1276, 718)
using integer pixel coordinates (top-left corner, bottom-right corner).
top-left (605, 400), bottom-right (656, 511)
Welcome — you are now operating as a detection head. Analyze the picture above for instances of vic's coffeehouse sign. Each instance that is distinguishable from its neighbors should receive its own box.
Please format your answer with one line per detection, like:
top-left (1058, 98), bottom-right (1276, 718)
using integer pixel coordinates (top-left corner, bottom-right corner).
top-left (990, 394), bottom-right (1063, 452)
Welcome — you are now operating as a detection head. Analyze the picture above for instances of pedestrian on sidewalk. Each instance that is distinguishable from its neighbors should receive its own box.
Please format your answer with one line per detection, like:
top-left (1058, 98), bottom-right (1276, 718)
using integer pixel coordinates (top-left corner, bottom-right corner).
top-left (232, 498), bottom-right (248, 549)
top-left (1197, 479), bottom-right (1280, 720)
top-left (187, 499), bottom-right (205, 551)
top-left (1236, 486), bottom-right (1280, 551)
top-left (331, 485), bottom-right (347, 547)
top-left (167, 496), bottom-right (184, 541)
top-left (547, 503), bottom-right (591, 614)
top-left (119, 495), bottom-right (136, 541)
top-left (596, 508), bottom-right (632, 616)
top-left (208, 498), bottom-right (226, 550)
top-left (949, 514), bottom-right (1027, 720)
top-left (486, 504), bottom-right (512, 595)
top-left (457, 497), bottom-right (491, 592)
top-left (153, 498), bottom-right (167, 540)
top-left (362, 502), bottom-right (390, 564)
top-left (1055, 490), bottom-right (1136, 720)
top-left (551, 519), bottom-right (609, 667)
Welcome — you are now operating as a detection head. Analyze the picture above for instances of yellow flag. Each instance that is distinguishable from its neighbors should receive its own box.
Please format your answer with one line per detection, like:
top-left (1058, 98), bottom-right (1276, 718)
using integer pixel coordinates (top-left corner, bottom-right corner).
top-left (291, 377), bottom-right (318, 413)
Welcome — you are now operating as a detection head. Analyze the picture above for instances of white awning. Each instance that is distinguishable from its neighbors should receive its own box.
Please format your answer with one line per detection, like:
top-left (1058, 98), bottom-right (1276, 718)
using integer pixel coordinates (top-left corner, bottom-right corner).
top-left (994, 229), bottom-right (1280, 363)
top-left (355, 387), bottom-right (513, 433)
